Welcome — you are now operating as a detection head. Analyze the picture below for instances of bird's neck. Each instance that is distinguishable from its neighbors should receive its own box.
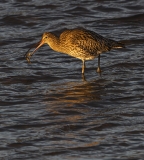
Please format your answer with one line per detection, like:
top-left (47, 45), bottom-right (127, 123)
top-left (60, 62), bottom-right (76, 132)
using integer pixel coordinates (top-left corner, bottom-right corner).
top-left (47, 34), bottom-right (63, 53)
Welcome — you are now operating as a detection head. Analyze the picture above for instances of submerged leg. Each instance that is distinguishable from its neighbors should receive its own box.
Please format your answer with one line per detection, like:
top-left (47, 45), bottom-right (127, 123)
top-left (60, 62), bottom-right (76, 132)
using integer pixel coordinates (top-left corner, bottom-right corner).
top-left (82, 60), bottom-right (85, 74)
top-left (82, 73), bottom-right (86, 81)
top-left (82, 60), bottom-right (86, 81)
top-left (97, 54), bottom-right (101, 73)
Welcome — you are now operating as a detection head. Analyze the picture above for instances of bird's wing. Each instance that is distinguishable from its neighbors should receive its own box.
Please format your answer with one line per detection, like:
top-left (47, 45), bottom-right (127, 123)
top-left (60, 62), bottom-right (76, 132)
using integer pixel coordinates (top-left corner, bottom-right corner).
top-left (73, 31), bottom-right (111, 55)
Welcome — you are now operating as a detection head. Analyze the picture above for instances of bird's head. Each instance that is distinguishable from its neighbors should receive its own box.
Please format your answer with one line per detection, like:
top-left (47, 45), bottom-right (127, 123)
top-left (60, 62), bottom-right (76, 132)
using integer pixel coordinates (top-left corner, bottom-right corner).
top-left (24, 32), bottom-right (53, 62)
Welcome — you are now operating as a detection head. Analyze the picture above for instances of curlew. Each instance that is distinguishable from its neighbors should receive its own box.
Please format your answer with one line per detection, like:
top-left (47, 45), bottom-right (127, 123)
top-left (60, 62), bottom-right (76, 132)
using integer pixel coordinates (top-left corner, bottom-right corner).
top-left (25, 28), bottom-right (125, 75)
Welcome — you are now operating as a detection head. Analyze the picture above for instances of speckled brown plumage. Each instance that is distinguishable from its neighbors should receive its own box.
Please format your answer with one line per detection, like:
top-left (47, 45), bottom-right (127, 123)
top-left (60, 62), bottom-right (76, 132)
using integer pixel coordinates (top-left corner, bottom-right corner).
top-left (25, 28), bottom-right (125, 75)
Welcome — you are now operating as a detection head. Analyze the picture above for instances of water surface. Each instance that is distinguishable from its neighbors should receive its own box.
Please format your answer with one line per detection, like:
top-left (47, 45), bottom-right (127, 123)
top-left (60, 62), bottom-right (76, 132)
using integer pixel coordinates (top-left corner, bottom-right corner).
top-left (0, 0), bottom-right (144, 159)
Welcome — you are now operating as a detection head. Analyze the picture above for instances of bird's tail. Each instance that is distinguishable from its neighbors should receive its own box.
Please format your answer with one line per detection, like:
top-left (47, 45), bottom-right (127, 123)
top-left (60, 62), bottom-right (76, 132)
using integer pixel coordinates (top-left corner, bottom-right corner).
top-left (112, 41), bottom-right (125, 49)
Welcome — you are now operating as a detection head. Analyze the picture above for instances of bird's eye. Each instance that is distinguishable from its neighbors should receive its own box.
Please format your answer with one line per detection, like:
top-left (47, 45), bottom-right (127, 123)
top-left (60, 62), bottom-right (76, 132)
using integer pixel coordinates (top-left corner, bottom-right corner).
top-left (45, 36), bottom-right (48, 39)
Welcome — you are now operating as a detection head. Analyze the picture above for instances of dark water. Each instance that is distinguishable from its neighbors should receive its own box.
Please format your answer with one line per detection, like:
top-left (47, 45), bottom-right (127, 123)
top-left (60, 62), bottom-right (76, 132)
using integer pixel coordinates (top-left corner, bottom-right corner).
top-left (0, 0), bottom-right (144, 159)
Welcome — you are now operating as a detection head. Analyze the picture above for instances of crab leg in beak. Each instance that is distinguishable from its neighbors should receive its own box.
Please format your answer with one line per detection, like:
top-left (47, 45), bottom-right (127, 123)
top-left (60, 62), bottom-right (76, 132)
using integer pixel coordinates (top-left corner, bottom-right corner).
top-left (24, 38), bottom-right (45, 63)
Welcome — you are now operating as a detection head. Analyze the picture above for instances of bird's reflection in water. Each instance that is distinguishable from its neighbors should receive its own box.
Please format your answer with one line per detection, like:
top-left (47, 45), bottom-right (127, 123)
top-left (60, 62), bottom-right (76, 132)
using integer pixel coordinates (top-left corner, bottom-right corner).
top-left (44, 79), bottom-right (105, 118)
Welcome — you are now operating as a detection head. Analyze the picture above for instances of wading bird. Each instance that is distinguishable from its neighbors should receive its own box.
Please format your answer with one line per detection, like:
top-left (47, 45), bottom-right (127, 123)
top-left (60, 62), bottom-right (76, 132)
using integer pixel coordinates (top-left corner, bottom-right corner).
top-left (25, 28), bottom-right (125, 76)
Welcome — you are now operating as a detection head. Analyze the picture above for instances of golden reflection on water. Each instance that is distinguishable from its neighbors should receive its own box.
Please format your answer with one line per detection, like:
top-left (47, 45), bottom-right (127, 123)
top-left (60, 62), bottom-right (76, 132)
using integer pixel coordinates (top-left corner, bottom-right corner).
top-left (44, 79), bottom-right (106, 121)
top-left (45, 80), bottom-right (103, 106)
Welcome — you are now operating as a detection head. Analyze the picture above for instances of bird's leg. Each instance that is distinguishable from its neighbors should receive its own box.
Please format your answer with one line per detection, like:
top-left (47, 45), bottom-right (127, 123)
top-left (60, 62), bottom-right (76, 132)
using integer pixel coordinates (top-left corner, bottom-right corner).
top-left (82, 74), bottom-right (86, 81)
top-left (97, 54), bottom-right (101, 73)
top-left (82, 60), bottom-right (85, 74)
top-left (82, 60), bottom-right (87, 81)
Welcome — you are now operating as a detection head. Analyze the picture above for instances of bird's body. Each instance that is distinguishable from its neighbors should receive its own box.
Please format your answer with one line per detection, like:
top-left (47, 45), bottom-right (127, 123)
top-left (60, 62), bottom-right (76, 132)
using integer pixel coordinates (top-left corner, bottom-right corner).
top-left (25, 28), bottom-right (125, 74)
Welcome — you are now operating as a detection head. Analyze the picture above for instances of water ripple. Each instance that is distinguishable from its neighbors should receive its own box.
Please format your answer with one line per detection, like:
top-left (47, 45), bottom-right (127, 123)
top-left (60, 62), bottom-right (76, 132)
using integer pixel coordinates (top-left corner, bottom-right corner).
top-left (0, 0), bottom-right (144, 159)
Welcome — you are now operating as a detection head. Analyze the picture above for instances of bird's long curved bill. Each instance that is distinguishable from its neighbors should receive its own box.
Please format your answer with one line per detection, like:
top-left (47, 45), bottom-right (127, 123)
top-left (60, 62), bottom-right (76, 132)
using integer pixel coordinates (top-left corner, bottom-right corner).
top-left (24, 39), bottom-right (44, 63)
